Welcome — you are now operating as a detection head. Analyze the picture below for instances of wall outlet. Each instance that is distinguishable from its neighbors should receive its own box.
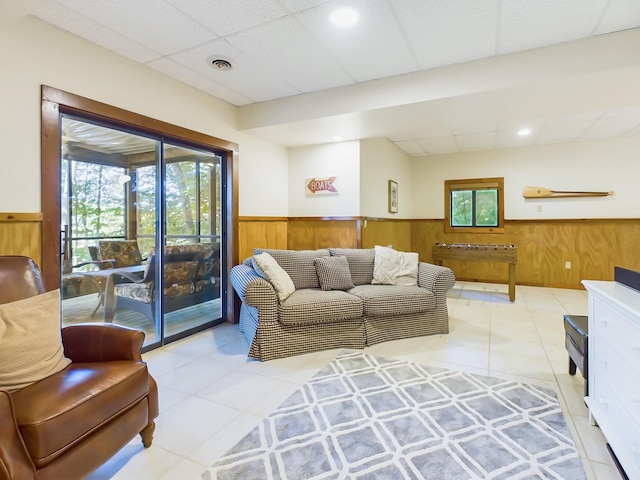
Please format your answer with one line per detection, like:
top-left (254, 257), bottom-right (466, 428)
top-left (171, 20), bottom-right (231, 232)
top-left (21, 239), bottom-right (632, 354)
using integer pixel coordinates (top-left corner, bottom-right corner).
top-left (565, 261), bottom-right (571, 269)
top-left (536, 204), bottom-right (542, 212)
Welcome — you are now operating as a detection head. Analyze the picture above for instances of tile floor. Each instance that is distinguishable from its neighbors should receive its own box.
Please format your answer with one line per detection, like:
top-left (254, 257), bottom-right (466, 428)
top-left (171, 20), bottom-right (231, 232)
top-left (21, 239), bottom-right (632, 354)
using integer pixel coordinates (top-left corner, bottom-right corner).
top-left (87, 281), bottom-right (622, 480)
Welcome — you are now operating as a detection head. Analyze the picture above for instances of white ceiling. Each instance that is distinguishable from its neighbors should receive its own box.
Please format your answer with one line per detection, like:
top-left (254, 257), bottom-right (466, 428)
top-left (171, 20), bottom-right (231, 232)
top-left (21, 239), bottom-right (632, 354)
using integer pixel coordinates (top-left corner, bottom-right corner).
top-left (26, 0), bottom-right (640, 155)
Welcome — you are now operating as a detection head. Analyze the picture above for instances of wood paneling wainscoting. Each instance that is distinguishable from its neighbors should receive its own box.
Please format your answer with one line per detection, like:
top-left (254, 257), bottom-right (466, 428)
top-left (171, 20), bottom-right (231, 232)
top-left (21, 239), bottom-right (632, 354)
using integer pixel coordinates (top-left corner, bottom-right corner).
top-left (412, 219), bottom-right (640, 289)
top-left (238, 217), bottom-right (288, 262)
top-left (0, 213), bottom-right (42, 268)
top-left (361, 218), bottom-right (413, 252)
top-left (288, 217), bottom-right (361, 250)
top-left (239, 216), bottom-right (640, 290)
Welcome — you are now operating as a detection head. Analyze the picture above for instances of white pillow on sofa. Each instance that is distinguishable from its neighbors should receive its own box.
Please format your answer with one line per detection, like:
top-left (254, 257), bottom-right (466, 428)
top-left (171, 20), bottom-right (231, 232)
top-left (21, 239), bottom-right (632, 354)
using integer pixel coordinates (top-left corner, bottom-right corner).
top-left (372, 245), bottom-right (419, 286)
top-left (253, 252), bottom-right (296, 302)
top-left (0, 289), bottom-right (71, 392)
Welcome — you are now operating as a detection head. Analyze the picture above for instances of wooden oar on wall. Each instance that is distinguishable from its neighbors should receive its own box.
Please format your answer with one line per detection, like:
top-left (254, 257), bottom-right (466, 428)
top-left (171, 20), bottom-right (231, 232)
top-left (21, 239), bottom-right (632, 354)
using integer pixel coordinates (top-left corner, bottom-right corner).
top-left (523, 186), bottom-right (614, 198)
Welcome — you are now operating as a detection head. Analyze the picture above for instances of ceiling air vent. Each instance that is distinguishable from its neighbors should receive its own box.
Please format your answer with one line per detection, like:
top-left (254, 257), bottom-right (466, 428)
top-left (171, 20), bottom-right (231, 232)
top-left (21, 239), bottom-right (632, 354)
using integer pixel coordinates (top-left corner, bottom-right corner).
top-left (210, 59), bottom-right (232, 71)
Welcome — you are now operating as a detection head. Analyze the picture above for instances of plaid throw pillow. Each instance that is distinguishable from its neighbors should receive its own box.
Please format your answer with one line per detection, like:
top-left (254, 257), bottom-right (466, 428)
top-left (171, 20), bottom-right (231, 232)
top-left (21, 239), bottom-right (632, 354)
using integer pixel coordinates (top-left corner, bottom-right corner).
top-left (328, 248), bottom-right (374, 286)
top-left (314, 256), bottom-right (355, 291)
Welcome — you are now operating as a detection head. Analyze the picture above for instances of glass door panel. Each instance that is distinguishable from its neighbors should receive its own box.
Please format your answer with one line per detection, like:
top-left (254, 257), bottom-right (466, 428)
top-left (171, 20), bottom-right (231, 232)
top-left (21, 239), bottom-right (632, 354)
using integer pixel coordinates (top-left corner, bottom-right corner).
top-left (162, 143), bottom-right (222, 339)
top-left (60, 117), bottom-right (160, 347)
top-left (60, 118), bottom-right (224, 349)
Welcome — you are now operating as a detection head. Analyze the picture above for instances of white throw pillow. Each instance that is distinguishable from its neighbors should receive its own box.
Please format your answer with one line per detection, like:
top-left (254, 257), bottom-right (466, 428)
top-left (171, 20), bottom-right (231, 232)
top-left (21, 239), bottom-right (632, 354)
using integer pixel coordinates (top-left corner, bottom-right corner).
top-left (252, 252), bottom-right (296, 302)
top-left (372, 245), bottom-right (419, 286)
top-left (0, 289), bottom-right (71, 392)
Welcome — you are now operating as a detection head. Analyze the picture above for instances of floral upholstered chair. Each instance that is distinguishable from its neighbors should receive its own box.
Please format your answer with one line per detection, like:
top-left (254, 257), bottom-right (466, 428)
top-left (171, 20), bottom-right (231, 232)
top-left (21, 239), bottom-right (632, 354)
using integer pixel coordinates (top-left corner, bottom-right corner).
top-left (97, 240), bottom-right (145, 268)
top-left (107, 243), bottom-right (220, 323)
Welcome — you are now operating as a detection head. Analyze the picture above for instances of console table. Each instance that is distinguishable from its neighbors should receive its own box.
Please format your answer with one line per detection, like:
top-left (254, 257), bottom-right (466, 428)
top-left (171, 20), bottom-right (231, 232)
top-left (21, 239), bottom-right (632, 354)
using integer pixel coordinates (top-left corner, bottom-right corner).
top-left (432, 243), bottom-right (517, 301)
top-left (582, 280), bottom-right (640, 480)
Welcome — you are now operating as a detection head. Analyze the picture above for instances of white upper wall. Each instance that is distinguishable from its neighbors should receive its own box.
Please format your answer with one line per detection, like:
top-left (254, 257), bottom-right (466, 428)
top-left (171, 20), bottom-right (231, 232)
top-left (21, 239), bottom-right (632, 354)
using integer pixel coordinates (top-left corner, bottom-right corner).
top-left (412, 136), bottom-right (640, 219)
top-left (1, 16), bottom-right (639, 221)
top-left (0, 16), bottom-right (288, 215)
top-left (359, 138), bottom-right (413, 218)
top-left (288, 141), bottom-right (360, 217)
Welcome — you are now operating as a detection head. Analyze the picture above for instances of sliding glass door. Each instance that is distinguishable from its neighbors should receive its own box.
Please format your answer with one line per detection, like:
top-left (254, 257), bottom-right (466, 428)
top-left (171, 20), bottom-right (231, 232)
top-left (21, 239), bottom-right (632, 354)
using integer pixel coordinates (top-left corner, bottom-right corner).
top-left (60, 116), bottom-right (224, 348)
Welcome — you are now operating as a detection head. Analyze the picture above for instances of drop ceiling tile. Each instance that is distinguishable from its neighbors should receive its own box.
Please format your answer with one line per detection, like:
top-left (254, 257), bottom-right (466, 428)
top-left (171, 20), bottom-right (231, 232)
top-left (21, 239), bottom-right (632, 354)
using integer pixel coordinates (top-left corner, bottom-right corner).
top-left (387, 134), bottom-right (414, 142)
top-left (601, 105), bottom-right (640, 118)
top-left (417, 135), bottom-right (460, 155)
top-left (393, 140), bottom-right (425, 155)
top-left (56, 0), bottom-right (214, 55)
top-left (579, 116), bottom-right (640, 140)
top-left (227, 16), bottom-right (353, 93)
top-left (296, 0), bottom-right (419, 82)
top-left (33, 3), bottom-right (161, 63)
top-left (455, 131), bottom-right (496, 151)
top-left (167, 39), bottom-right (301, 103)
top-left (595, 0), bottom-right (640, 34)
top-left (499, 0), bottom-right (608, 54)
top-left (534, 120), bottom-right (593, 144)
top-left (166, 0), bottom-right (288, 37)
top-left (450, 124), bottom-right (496, 136)
top-left (495, 129), bottom-right (535, 148)
top-left (496, 118), bottom-right (545, 133)
top-left (147, 57), bottom-right (253, 106)
top-left (279, 0), bottom-right (333, 12)
top-left (622, 124), bottom-right (640, 137)
top-left (391, 0), bottom-right (498, 70)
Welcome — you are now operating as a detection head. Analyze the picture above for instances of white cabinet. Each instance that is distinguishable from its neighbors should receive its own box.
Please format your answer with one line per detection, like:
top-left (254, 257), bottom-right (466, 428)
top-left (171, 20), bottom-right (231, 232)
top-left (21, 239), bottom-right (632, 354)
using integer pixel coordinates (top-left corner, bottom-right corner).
top-left (582, 280), bottom-right (640, 480)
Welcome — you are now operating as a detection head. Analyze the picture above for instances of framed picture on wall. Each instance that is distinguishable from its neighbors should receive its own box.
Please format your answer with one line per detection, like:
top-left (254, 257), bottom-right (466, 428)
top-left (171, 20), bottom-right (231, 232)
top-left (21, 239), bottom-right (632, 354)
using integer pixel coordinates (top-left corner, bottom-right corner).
top-left (388, 180), bottom-right (398, 213)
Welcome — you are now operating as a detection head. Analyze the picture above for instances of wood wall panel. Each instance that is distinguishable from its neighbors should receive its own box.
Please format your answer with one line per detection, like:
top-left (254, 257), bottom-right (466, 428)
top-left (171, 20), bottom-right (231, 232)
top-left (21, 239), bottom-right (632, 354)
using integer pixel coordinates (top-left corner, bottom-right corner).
top-left (0, 213), bottom-right (42, 268)
top-left (287, 218), bottom-right (359, 250)
top-left (241, 216), bottom-right (640, 290)
top-left (362, 219), bottom-right (412, 251)
top-left (411, 219), bottom-right (640, 289)
top-left (238, 217), bottom-right (287, 262)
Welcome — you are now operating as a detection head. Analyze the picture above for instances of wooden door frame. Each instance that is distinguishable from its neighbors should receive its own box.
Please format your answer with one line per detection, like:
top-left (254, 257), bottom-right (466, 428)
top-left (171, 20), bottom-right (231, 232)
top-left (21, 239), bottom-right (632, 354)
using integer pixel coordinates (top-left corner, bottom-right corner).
top-left (40, 85), bottom-right (239, 323)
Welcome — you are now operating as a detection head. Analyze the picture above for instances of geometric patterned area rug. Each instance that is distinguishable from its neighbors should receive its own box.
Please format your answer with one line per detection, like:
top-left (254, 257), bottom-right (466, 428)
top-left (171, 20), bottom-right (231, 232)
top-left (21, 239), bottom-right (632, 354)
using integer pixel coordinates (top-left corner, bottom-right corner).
top-left (202, 350), bottom-right (586, 480)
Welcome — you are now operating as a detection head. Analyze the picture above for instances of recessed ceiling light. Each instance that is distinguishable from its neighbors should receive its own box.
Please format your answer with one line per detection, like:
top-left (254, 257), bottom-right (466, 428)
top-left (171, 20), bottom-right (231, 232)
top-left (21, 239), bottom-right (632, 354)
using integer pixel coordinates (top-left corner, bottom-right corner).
top-left (517, 127), bottom-right (532, 137)
top-left (331, 8), bottom-right (358, 27)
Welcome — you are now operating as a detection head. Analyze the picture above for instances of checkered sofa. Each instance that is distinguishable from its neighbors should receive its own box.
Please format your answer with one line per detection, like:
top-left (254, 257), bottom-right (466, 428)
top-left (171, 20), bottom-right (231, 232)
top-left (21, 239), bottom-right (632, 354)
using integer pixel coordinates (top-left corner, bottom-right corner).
top-left (230, 248), bottom-right (455, 361)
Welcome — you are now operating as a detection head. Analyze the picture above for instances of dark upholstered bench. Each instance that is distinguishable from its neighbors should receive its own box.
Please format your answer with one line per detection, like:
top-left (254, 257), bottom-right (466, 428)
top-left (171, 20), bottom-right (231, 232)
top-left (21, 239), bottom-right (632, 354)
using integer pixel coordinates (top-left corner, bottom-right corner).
top-left (563, 314), bottom-right (588, 396)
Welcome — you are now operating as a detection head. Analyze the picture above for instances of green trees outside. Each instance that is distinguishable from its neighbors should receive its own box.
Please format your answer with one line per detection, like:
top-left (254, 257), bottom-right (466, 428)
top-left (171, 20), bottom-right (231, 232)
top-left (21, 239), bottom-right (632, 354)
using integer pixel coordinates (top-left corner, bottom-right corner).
top-left (65, 157), bottom-right (220, 266)
top-left (451, 189), bottom-right (498, 227)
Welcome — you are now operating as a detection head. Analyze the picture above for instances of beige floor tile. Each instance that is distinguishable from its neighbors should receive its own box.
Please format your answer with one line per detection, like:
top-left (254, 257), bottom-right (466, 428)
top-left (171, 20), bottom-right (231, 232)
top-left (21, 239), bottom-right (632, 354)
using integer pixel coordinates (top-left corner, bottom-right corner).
top-left (590, 460), bottom-right (623, 480)
top-left (86, 444), bottom-right (184, 480)
top-left (154, 396), bottom-right (242, 456)
top-left (189, 411), bottom-right (262, 466)
top-left (155, 358), bottom-right (231, 395)
top-left (87, 282), bottom-right (621, 479)
top-left (430, 344), bottom-right (490, 370)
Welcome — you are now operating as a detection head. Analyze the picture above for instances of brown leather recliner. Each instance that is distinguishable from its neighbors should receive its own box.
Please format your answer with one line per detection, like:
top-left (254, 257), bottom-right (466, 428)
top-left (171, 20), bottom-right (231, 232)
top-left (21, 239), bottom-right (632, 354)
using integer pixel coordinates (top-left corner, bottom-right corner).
top-left (0, 256), bottom-right (159, 480)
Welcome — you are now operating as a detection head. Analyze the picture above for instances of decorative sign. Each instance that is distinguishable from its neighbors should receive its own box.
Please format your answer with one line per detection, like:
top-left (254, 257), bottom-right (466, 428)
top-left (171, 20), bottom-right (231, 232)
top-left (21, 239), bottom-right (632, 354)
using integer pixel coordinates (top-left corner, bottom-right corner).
top-left (306, 176), bottom-right (338, 196)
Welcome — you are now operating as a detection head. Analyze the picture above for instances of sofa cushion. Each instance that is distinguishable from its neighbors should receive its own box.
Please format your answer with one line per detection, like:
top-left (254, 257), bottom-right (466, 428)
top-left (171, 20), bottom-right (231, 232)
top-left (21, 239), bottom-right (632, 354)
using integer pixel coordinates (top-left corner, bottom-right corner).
top-left (99, 240), bottom-right (143, 267)
top-left (314, 255), bottom-right (355, 291)
top-left (0, 290), bottom-right (71, 392)
top-left (349, 284), bottom-right (435, 316)
top-left (253, 252), bottom-right (296, 302)
top-left (328, 248), bottom-right (375, 286)
top-left (12, 361), bottom-right (150, 467)
top-left (255, 248), bottom-right (330, 289)
top-left (372, 245), bottom-right (419, 286)
top-left (279, 289), bottom-right (363, 326)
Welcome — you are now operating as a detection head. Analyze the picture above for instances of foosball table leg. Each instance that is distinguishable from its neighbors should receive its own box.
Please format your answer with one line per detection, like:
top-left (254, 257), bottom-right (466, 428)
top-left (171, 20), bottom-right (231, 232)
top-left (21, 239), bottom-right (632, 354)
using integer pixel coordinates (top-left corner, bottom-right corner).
top-left (508, 263), bottom-right (516, 301)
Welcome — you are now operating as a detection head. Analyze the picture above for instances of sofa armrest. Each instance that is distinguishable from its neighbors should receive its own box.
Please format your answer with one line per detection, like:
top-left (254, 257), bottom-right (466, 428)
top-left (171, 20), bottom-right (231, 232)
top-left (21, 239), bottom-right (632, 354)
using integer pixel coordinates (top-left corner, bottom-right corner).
top-left (417, 262), bottom-right (455, 305)
top-left (61, 324), bottom-right (145, 363)
top-left (0, 391), bottom-right (35, 480)
top-left (230, 263), bottom-right (273, 303)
